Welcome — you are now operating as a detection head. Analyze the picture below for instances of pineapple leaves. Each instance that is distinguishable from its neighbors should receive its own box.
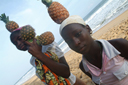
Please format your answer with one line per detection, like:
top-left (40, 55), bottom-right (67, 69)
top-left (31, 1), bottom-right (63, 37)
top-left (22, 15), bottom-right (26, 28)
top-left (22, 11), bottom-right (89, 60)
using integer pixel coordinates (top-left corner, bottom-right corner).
top-left (7, 16), bottom-right (9, 21)
top-left (0, 13), bottom-right (9, 23)
top-left (42, 0), bottom-right (52, 7)
top-left (1, 13), bottom-right (6, 18)
top-left (0, 13), bottom-right (5, 20)
top-left (0, 16), bottom-right (1, 20)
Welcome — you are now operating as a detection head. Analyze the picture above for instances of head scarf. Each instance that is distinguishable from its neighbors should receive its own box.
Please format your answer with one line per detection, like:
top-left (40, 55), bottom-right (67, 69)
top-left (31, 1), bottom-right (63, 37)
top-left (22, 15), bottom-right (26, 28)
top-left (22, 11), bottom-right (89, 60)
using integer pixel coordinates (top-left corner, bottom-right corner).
top-left (12, 25), bottom-right (31, 32)
top-left (13, 26), bottom-right (22, 32)
top-left (59, 15), bottom-right (86, 35)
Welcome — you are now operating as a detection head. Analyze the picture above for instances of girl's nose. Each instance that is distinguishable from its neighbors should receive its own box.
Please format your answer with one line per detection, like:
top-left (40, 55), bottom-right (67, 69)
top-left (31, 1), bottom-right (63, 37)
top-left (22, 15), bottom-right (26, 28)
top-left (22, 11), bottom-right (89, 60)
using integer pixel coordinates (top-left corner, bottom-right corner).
top-left (73, 37), bottom-right (80, 46)
top-left (17, 40), bottom-right (22, 46)
top-left (17, 39), bottom-right (25, 46)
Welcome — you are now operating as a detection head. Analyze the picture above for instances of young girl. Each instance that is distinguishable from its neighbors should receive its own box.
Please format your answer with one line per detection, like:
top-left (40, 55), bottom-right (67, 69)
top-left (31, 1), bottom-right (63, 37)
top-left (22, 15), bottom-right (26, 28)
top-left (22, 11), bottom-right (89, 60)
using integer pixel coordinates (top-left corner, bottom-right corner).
top-left (10, 26), bottom-right (86, 85)
top-left (60, 15), bottom-right (128, 85)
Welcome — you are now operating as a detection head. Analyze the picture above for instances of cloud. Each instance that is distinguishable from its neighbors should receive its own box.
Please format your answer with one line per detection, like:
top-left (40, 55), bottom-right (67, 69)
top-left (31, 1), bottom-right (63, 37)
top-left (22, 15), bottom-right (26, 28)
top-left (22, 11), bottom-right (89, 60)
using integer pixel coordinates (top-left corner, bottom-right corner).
top-left (16, 8), bottom-right (33, 16)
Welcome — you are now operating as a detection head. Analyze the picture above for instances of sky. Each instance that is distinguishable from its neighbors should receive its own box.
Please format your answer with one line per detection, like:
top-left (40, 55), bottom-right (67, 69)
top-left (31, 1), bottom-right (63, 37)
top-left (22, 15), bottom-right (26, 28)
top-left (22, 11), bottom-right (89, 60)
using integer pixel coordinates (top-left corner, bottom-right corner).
top-left (0, 0), bottom-right (102, 85)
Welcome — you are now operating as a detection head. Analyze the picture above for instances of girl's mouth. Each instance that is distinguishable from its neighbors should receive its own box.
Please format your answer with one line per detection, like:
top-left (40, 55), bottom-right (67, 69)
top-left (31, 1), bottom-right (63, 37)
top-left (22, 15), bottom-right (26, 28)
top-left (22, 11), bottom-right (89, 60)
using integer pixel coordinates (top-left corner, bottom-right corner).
top-left (79, 45), bottom-right (86, 52)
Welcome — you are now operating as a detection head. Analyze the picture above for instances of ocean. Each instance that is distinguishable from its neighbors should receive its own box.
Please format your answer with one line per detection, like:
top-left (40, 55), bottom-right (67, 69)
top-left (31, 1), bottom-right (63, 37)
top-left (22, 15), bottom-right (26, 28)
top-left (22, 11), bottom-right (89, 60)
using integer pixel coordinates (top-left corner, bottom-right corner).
top-left (15, 0), bottom-right (128, 85)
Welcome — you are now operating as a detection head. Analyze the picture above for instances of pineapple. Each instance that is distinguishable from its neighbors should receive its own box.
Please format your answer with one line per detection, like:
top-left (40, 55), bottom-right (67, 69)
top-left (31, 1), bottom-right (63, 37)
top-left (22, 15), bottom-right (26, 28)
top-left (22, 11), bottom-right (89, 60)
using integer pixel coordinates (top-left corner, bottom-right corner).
top-left (38, 31), bottom-right (54, 45)
top-left (20, 25), bottom-right (35, 42)
top-left (20, 25), bottom-right (54, 45)
top-left (42, 0), bottom-right (69, 24)
top-left (0, 13), bottom-right (19, 32)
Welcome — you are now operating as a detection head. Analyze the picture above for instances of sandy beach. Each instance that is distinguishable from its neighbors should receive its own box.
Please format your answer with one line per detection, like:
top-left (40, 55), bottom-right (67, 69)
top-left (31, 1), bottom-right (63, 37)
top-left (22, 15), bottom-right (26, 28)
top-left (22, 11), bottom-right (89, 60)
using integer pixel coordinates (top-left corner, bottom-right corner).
top-left (22, 9), bottom-right (128, 85)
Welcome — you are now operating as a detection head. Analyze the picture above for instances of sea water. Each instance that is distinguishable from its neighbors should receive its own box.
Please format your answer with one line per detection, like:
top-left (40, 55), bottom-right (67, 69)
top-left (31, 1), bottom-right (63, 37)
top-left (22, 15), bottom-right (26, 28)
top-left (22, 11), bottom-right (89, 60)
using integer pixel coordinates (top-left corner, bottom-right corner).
top-left (15, 0), bottom-right (128, 85)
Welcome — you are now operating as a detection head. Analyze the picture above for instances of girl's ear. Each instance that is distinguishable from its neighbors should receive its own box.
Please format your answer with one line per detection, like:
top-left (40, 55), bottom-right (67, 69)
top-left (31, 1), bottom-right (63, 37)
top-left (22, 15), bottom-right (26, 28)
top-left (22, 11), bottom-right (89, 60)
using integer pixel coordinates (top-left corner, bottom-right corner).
top-left (85, 25), bottom-right (92, 34)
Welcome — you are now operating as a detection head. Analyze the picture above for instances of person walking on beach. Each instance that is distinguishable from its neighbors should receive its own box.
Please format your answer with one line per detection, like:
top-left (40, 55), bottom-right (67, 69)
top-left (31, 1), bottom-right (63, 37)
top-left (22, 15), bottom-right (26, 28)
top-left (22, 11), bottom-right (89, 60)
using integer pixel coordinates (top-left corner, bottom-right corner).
top-left (59, 15), bottom-right (128, 85)
top-left (10, 25), bottom-right (86, 85)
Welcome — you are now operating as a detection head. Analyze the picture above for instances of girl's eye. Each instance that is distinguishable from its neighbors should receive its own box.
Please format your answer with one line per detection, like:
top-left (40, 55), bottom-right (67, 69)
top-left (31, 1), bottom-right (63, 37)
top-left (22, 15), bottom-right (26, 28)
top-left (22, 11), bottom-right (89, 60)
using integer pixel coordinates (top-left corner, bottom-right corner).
top-left (75, 31), bottom-right (82, 37)
top-left (17, 36), bottom-right (22, 41)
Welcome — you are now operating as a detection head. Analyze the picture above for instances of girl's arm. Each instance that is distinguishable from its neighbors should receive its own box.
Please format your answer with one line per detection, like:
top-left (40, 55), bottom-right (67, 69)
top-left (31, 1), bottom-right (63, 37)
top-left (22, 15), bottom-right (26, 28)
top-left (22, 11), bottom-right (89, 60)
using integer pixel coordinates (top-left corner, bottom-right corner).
top-left (79, 61), bottom-right (92, 79)
top-left (26, 39), bottom-right (70, 78)
top-left (108, 38), bottom-right (128, 60)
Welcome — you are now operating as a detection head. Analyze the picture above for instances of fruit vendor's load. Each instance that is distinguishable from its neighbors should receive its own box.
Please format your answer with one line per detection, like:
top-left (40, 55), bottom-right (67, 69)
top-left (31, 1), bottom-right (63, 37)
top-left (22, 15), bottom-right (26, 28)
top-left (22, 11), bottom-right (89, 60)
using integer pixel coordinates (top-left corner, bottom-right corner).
top-left (42, 0), bottom-right (69, 24)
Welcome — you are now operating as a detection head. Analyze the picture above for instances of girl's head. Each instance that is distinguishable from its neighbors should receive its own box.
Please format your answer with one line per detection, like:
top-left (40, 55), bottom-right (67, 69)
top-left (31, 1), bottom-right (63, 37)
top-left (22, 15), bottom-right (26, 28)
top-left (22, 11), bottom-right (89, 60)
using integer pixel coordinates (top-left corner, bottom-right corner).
top-left (60, 15), bottom-right (93, 54)
top-left (10, 27), bottom-right (28, 51)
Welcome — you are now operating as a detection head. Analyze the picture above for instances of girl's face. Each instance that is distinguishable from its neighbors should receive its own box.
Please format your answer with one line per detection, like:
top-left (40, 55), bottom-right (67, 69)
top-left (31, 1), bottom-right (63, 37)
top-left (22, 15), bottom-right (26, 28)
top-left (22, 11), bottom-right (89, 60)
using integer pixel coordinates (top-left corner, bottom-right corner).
top-left (11, 32), bottom-right (28, 51)
top-left (61, 23), bottom-right (93, 54)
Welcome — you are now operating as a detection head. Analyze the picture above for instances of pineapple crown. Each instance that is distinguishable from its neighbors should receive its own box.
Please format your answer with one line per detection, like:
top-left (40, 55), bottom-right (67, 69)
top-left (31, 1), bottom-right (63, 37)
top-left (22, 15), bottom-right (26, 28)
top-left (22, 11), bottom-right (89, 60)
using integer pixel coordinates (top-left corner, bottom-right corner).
top-left (0, 13), bottom-right (9, 24)
top-left (41, 0), bottom-right (52, 7)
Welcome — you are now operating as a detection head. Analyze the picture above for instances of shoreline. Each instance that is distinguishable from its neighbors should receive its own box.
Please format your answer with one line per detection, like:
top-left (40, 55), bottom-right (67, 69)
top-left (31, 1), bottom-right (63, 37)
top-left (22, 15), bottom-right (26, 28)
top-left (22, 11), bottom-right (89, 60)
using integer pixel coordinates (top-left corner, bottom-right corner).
top-left (22, 9), bottom-right (128, 85)
top-left (92, 9), bottom-right (128, 39)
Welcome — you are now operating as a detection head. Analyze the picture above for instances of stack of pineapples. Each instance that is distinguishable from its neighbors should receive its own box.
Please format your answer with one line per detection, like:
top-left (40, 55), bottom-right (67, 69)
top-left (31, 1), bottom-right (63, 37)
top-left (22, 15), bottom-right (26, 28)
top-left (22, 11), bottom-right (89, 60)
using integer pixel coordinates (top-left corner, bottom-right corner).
top-left (0, 13), bottom-right (54, 45)
top-left (20, 25), bottom-right (54, 45)
top-left (42, 0), bottom-right (69, 24)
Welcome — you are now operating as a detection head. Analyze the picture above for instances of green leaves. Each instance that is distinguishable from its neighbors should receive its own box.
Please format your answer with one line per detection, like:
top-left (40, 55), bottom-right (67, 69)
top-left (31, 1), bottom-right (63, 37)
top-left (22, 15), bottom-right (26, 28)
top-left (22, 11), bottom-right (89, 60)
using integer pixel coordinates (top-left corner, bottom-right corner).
top-left (41, 0), bottom-right (52, 7)
top-left (0, 13), bottom-right (9, 23)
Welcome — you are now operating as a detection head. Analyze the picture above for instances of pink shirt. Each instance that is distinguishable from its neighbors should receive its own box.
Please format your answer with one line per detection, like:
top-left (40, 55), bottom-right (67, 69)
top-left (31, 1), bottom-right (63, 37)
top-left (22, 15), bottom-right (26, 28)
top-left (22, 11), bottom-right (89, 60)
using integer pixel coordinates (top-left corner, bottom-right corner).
top-left (85, 50), bottom-right (128, 85)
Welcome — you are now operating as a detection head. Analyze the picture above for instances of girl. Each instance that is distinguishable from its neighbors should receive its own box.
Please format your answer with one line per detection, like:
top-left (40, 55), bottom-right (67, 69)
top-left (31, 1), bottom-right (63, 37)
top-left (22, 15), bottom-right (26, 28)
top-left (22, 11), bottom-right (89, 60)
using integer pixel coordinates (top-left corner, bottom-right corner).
top-left (10, 26), bottom-right (86, 85)
top-left (60, 15), bottom-right (128, 85)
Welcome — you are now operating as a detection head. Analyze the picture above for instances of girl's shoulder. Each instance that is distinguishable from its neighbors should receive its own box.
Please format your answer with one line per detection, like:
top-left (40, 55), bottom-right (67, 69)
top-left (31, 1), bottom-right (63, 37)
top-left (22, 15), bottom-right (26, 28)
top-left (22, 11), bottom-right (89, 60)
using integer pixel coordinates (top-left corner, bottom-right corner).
top-left (108, 38), bottom-right (127, 48)
top-left (108, 38), bottom-right (128, 59)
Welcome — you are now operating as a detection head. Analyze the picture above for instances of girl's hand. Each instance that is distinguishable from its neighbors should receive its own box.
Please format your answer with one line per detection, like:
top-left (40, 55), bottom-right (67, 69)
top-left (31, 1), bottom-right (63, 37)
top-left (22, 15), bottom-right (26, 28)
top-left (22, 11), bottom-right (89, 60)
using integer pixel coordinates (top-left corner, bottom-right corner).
top-left (25, 38), bottom-right (42, 57)
top-left (26, 39), bottom-right (71, 78)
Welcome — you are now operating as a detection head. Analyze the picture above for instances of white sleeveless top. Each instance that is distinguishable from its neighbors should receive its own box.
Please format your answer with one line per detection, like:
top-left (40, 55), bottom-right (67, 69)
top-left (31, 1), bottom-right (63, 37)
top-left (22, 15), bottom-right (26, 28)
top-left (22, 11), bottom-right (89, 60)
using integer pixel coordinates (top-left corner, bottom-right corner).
top-left (30, 41), bottom-right (76, 85)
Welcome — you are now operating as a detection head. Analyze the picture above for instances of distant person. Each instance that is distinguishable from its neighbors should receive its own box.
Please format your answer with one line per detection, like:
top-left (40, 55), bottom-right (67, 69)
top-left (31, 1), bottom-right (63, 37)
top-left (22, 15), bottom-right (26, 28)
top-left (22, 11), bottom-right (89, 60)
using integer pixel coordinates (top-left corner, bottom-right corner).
top-left (59, 15), bottom-right (128, 85)
top-left (10, 26), bottom-right (86, 85)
